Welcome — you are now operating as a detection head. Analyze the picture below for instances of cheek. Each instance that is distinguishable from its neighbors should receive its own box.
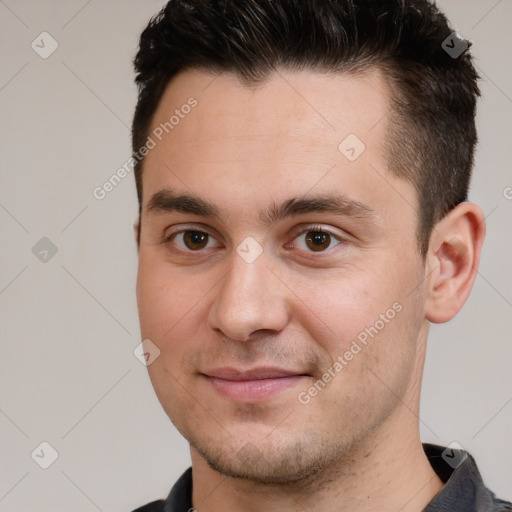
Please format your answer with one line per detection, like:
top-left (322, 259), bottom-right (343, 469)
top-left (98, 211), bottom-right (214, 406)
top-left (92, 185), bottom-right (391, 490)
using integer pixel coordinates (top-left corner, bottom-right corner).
top-left (291, 261), bottom-right (422, 378)
top-left (136, 255), bottom-right (202, 342)
top-left (293, 275), bottom-right (422, 418)
top-left (136, 258), bottom-right (206, 407)
top-left (289, 268), bottom-right (391, 353)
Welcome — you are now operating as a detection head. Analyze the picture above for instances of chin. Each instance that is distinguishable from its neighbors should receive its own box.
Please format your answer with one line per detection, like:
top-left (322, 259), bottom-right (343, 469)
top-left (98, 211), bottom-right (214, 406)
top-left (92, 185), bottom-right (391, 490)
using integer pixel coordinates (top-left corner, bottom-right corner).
top-left (189, 429), bottom-right (341, 485)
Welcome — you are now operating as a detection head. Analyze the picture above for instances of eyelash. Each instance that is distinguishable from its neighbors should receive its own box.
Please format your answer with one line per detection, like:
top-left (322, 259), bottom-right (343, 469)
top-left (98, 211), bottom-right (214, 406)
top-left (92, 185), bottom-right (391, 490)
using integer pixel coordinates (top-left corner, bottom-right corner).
top-left (161, 224), bottom-right (345, 256)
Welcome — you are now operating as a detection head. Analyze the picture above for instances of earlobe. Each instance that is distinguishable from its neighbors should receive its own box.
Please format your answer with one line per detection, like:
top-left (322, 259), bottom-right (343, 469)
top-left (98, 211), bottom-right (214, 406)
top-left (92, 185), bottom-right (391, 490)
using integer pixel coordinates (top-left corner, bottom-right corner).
top-left (424, 202), bottom-right (486, 323)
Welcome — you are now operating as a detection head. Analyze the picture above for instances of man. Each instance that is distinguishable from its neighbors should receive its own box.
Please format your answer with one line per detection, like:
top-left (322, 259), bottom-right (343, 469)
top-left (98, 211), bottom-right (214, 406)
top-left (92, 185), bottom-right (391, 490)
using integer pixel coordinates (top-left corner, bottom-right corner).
top-left (130, 0), bottom-right (511, 511)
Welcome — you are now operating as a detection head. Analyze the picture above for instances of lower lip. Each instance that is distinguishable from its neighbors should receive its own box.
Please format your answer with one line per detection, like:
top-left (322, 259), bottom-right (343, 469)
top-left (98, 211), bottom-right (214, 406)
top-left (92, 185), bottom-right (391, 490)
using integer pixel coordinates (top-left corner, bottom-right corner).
top-left (205, 375), bottom-right (306, 402)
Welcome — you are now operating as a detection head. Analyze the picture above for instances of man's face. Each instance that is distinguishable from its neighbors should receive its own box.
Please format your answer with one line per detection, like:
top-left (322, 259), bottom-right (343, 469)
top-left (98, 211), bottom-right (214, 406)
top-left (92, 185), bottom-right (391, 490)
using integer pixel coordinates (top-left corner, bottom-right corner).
top-left (136, 68), bottom-right (429, 482)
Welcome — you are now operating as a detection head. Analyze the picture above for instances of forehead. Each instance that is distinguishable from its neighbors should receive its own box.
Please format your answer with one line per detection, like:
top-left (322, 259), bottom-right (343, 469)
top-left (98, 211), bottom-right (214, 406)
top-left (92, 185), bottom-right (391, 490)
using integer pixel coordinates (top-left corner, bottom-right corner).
top-left (141, 67), bottom-right (416, 228)
top-left (148, 66), bottom-right (391, 152)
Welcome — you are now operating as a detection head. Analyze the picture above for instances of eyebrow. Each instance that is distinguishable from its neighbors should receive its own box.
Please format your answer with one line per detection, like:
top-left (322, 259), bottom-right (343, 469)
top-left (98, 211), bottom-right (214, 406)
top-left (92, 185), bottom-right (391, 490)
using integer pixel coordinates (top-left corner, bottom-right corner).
top-left (145, 188), bottom-right (376, 227)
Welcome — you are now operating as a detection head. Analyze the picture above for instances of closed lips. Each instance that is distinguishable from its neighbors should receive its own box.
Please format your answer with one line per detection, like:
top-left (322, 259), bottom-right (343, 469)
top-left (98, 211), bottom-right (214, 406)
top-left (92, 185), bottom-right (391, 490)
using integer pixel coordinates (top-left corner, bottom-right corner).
top-left (204, 367), bottom-right (309, 380)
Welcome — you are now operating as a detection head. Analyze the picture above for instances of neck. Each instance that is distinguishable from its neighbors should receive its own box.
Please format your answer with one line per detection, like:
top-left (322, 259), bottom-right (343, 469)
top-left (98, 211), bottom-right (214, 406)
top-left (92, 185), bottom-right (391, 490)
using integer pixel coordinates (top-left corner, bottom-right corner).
top-left (190, 414), bottom-right (444, 512)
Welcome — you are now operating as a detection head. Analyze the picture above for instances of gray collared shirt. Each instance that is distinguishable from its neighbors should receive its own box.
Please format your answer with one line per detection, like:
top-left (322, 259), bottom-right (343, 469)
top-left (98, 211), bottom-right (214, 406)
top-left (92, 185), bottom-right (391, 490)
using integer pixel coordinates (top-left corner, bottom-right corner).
top-left (131, 443), bottom-right (511, 511)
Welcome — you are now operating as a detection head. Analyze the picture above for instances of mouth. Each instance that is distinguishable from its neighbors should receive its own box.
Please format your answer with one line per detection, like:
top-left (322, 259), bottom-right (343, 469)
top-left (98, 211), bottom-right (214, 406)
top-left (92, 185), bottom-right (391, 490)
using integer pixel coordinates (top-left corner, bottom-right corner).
top-left (202, 367), bottom-right (311, 403)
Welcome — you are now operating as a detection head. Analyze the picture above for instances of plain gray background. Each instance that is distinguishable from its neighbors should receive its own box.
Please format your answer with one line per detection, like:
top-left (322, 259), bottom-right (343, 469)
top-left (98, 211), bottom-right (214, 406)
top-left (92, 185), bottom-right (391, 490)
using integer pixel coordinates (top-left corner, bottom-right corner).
top-left (0, 1), bottom-right (510, 510)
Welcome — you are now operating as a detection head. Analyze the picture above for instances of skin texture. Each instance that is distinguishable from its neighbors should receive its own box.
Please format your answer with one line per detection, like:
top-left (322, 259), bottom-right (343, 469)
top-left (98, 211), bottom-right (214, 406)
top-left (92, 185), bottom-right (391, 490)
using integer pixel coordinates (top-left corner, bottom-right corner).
top-left (135, 68), bottom-right (485, 512)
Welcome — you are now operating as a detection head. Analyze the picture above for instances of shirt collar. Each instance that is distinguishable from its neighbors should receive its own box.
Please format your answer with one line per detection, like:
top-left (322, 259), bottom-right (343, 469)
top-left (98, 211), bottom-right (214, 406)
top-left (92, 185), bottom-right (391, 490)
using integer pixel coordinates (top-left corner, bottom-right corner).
top-left (422, 443), bottom-right (502, 511)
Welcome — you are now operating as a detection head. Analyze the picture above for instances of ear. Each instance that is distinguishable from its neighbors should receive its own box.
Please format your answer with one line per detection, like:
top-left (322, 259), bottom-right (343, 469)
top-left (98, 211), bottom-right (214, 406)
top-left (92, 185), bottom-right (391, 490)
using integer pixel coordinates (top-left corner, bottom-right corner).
top-left (133, 215), bottom-right (140, 251)
top-left (424, 202), bottom-right (486, 323)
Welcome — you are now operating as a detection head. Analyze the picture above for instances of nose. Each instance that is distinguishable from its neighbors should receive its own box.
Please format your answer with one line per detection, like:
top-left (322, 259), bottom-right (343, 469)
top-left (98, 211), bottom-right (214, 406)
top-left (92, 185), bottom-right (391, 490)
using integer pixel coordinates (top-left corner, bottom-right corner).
top-left (207, 247), bottom-right (290, 342)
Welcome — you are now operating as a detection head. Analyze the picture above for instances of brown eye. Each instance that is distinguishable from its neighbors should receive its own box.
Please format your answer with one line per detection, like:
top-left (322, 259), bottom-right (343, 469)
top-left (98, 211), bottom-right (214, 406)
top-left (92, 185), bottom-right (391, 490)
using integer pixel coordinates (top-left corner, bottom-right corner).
top-left (165, 229), bottom-right (220, 252)
top-left (305, 231), bottom-right (332, 251)
top-left (182, 231), bottom-right (209, 250)
top-left (290, 226), bottom-right (343, 253)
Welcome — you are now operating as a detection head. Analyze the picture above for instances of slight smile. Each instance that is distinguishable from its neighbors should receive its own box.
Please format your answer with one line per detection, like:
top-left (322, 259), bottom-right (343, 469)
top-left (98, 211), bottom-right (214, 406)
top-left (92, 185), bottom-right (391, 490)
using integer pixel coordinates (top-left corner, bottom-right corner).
top-left (202, 367), bottom-right (311, 403)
